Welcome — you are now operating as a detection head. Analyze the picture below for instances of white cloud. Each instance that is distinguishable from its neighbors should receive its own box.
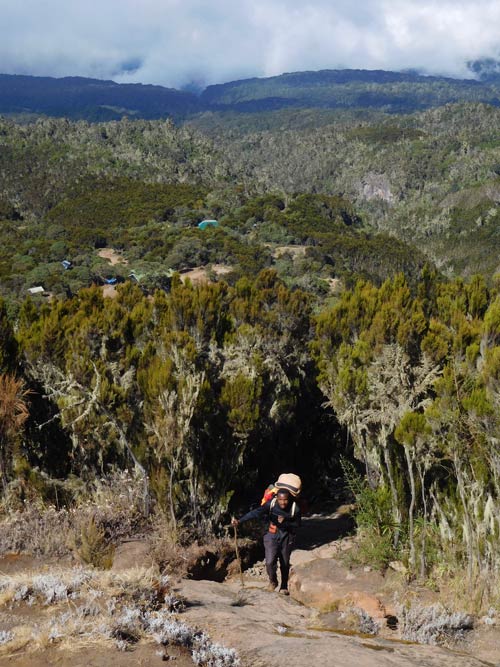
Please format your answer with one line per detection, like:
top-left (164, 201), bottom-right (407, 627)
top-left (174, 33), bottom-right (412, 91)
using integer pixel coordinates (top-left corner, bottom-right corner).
top-left (0, 0), bottom-right (499, 86)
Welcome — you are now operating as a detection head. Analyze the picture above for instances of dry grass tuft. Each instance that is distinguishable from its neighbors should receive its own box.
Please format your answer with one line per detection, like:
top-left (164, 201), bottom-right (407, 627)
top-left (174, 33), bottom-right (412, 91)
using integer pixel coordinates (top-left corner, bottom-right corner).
top-left (70, 515), bottom-right (115, 569)
top-left (0, 566), bottom-right (239, 665)
top-left (230, 591), bottom-right (251, 608)
top-left (0, 625), bottom-right (32, 653)
top-left (0, 469), bottom-right (147, 558)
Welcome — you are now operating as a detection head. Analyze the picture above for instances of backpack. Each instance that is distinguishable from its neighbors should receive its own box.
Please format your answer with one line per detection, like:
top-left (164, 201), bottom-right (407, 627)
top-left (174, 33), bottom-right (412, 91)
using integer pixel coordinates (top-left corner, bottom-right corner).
top-left (261, 484), bottom-right (277, 506)
top-left (275, 473), bottom-right (302, 496)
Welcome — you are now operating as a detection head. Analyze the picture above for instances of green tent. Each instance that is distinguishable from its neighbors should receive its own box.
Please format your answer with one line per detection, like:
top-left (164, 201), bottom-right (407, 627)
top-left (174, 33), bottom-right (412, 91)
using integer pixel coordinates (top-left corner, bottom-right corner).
top-left (198, 219), bottom-right (219, 230)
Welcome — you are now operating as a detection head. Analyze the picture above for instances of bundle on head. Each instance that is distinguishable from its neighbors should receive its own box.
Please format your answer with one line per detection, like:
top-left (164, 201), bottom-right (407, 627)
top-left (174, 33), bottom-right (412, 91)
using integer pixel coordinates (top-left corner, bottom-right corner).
top-left (275, 473), bottom-right (302, 497)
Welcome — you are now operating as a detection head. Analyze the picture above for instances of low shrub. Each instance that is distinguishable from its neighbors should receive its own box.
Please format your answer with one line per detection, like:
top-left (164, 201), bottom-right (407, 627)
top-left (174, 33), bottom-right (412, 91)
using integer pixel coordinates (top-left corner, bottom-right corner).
top-left (398, 603), bottom-right (474, 646)
top-left (0, 469), bottom-right (147, 559)
top-left (341, 460), bottom-right (400, 570)
top-left (70, 515), bottom-right (115, 569)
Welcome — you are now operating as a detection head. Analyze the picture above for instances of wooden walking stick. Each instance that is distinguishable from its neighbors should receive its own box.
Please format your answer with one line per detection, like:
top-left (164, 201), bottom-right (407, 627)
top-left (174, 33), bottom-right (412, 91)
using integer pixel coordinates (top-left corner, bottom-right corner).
top-left (232, 518), bottom-right (245, 589)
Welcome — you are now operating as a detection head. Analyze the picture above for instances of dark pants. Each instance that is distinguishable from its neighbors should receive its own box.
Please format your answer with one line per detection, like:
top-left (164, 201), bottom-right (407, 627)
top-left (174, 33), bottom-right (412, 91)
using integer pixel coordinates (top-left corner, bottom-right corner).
top-left (263, 531), bottom-right (295, 589)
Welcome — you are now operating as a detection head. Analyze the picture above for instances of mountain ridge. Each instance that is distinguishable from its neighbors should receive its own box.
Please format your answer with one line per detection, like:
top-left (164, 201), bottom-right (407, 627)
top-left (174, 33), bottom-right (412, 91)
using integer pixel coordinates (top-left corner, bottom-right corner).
top-left (2, 67), bottom-right (500, 120)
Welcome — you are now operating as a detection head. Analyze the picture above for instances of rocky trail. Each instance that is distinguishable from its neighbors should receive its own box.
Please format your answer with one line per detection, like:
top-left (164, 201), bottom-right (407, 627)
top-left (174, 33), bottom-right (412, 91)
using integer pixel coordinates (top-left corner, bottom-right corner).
top-left (176, 509), bottom-right (500, 666)
top-left (0, 511), bottom-right (499, 667)
top-left (178, 578), bottom-right (492, 667)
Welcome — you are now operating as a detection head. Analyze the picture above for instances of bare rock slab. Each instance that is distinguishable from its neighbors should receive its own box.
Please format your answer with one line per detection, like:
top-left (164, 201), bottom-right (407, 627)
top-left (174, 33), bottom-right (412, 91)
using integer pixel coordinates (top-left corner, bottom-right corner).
top-left (290, 557), bottom-right (393, 618)
top-left (178, 578), bottom-right (489, 667)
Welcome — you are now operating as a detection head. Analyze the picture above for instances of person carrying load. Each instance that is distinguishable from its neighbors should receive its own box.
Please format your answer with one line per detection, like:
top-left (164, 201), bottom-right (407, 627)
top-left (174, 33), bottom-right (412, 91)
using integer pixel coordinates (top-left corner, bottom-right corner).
top-left (232, 473), bottom-right (302, 595)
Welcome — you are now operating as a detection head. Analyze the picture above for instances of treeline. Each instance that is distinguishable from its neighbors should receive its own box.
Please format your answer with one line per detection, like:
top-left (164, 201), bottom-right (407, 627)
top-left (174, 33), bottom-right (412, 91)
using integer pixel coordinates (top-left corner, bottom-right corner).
top-left (200, 68), bottom-right (500, 113)
top-left (1, 267), bottom-right (500, 588)
top-left (0, 73), bottom-right (201, 121)
top-left (314, 269), bottom-right (500, 585)
top-left (5, 68), bottom-right (500, 122)
top-left (0, 272), bottom-right (336, 534)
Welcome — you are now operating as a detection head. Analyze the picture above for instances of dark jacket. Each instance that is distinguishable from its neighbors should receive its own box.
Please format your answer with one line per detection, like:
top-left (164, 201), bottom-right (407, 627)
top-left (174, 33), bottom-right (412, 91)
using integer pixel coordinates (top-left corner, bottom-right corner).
top-left (238, 498), bottom-right (301, 535)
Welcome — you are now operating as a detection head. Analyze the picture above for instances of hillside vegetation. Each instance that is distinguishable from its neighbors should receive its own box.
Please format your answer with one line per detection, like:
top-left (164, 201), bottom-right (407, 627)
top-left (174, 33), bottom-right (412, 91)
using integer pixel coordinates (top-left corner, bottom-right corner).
top-left (0, 73), bottom-right (201, 121)
top-left (190, 103), bottom-right (500, 278)
top-left (1, 89), bottom-right (500, 615)
top-left (200, 68), bottom-right (500, 112)
top-left (0, 116), bottom-right (427, 302)
top-left (1, 268), bottom-right (500, 596)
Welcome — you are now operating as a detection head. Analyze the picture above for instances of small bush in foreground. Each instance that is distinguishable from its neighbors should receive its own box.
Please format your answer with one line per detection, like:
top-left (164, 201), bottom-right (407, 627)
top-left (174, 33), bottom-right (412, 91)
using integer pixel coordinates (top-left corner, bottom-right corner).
top-left (70, 515), bottom-right (115, 569)
top-left (341, 460), bottom-right (400, 570)
top-left (398, 603), bottom-right (474, 646)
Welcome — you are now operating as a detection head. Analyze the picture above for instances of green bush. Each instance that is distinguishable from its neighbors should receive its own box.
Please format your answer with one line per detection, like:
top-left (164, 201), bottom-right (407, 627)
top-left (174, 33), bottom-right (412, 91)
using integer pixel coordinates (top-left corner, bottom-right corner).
top-left (342, 459), bottom-right (400, 569)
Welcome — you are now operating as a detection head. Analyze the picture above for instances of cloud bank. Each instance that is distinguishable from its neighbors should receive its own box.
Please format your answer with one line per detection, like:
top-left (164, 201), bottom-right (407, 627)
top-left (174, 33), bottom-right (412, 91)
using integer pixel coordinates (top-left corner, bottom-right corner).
top-left (1, 0), bottom-right (499, 87)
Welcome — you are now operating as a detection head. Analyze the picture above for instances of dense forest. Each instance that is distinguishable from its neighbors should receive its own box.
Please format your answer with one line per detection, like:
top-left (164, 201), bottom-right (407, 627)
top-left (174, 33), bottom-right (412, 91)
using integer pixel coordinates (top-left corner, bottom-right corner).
top-left (1, 82), bottom-right (500, 605)
top-left (1, 267), bottom-right (500, 590)
top-left (189, 103), bottom-right (500, 278)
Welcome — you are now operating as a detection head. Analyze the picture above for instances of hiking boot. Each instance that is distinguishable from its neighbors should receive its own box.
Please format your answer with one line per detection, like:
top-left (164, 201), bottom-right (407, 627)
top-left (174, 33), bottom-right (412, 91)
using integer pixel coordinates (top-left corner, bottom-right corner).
top-left (266, 582), bottom-right (278, 592)
top-left (278, 588), bottom-right (289, 596)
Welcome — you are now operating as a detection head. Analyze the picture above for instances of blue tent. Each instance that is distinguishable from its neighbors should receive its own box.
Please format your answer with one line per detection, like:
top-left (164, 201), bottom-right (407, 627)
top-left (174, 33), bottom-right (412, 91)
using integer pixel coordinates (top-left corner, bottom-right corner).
top-left (105, 277), bottom-right (117, 285)
top-left (198, 219), bottom-right (219, 230)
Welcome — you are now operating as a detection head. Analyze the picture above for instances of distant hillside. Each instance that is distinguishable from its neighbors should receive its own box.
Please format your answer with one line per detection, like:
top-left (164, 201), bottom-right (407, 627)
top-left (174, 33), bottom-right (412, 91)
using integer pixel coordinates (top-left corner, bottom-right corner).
top-left (0, 115), bottom-right (429, 302)
top-left (200, 68), bottom-right (500, 113)
top-left (198, 102), bottom-right (500, 278)
top-left (0, 74), bottom-right (201, 121)
top-left (3, 69), bottom-right (500, 121)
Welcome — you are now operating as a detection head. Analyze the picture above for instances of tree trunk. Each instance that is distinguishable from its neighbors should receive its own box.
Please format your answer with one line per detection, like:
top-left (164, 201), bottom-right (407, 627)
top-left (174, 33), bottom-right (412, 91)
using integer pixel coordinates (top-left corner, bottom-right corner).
top-left (404, 445), bottom-right (416, 575)
top-left (454, 454), bottom-right (474, 583)
top-left (169, 461), bottom-right (177, 536)
top-left (418, 464), bottom-right (428, 578)
top-left (114, 420), bottom-right (151, 518)
top-left (0, 447), bottom-right (7, 496)
top-left (381, 434), bottom-right (401, 547)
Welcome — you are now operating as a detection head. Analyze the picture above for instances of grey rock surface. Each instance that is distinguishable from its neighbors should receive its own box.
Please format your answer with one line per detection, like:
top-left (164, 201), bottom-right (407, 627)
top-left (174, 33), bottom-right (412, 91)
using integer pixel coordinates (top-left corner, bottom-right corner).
top-left (178, 578), bottom-right (491, 667)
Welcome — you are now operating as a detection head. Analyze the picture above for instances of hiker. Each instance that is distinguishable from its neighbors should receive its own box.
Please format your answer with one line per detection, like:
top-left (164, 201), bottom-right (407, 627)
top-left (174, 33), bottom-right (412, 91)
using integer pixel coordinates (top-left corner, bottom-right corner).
top-left (232, 487), bottom-right (301, 595)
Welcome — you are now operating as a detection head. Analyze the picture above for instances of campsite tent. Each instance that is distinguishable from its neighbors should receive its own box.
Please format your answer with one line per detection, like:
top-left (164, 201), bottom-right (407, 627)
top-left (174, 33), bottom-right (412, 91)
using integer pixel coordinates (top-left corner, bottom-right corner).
top-left (198, 219), bottom-right (219, 230)
top-left (27, 286), bottom-right (45, 295)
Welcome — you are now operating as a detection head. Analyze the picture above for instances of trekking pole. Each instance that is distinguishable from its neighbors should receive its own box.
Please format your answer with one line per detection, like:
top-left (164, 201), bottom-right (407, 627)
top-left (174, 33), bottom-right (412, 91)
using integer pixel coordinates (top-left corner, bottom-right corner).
top-left (232, 519), bottom-right (245, 589)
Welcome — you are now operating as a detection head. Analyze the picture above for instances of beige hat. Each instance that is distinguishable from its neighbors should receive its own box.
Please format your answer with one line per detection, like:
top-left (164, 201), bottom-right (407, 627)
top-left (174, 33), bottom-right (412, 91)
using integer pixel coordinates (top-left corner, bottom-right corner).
top-left (275, 473), bottom-right (302, 497)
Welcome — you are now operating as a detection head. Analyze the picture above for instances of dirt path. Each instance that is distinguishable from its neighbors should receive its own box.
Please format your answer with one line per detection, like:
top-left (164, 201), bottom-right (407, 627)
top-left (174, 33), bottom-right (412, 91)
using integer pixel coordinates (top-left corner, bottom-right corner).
top-left (293, 508), bottom-right (355, 550)
top-left (176, 510), bottom-right (500, 666)
top-left (97, 248), bottom-right (127, 266)
top-left (179, 264), bottom-right (233, 285)
top-left (0, 641), bottom-right (192, 667)
top-left (266, 244), bottom-right (308, 259)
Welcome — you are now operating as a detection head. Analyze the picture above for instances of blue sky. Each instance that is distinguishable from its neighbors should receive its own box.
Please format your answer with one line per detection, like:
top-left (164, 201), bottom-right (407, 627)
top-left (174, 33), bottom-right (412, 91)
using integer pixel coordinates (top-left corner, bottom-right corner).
top-left (0, 0), bottom-right (499, 87)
